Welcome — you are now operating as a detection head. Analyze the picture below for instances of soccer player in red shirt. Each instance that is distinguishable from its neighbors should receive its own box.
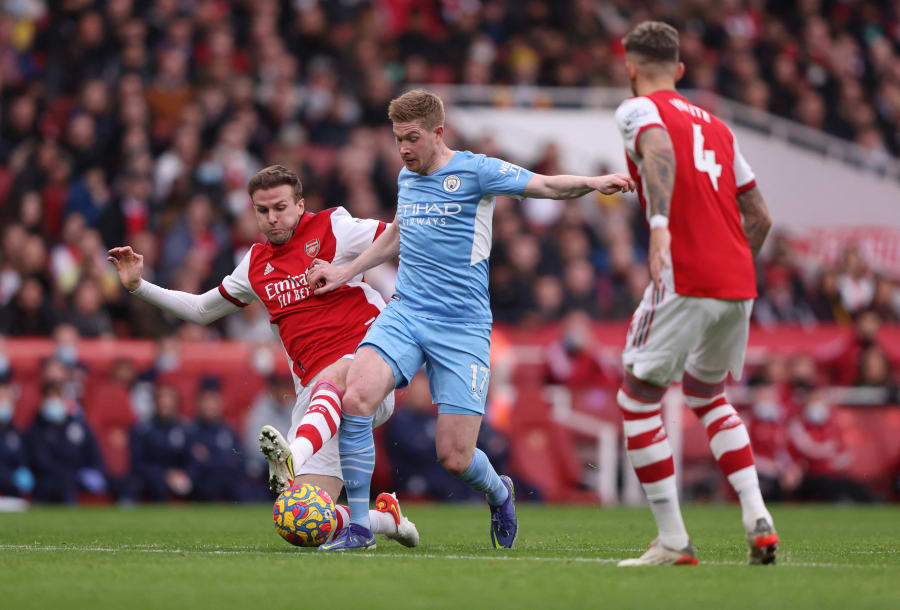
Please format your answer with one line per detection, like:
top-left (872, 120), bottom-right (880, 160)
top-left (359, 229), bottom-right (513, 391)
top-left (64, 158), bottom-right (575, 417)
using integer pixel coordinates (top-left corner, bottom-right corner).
top-left (108, 165), bottom-right (417, 547)
top-left (613, 22), bottom-right (778, 566)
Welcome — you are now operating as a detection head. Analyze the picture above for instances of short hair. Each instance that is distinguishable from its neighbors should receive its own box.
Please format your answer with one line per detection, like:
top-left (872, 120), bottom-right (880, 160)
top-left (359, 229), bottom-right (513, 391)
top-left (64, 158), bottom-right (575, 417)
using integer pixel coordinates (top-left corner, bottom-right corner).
top-left (623, 21), bottom-right (680, 64)
top-left (247, 165), bottom-right (303, 201)
top-left (387, 89), bottom-right (445, 130)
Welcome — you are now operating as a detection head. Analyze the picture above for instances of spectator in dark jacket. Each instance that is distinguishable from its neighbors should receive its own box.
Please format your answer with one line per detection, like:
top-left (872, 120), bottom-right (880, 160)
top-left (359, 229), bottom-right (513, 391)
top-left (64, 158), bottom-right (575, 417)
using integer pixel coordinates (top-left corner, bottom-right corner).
top-left (26, 381), bottom-right (107, 503)
top-left (129, 383), bottom-right (191, 502)
top-left (0, 370), bottom-right (33, 498)
top-left (186, 376), bottom-right (243, 502)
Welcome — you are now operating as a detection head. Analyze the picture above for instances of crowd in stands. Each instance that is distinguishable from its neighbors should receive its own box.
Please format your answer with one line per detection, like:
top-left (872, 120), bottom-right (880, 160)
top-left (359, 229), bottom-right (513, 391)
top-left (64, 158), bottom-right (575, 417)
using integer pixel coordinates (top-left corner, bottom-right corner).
top-left (1, 2), bottom-right (899, 502)
top-left (2, 0), bottom-right (900, 340)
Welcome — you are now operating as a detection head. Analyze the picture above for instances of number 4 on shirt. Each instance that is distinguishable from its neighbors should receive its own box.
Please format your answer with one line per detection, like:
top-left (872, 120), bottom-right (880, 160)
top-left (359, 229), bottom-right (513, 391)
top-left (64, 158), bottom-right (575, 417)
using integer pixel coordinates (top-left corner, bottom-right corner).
top-left (692, 123), bottom-right (722, 191)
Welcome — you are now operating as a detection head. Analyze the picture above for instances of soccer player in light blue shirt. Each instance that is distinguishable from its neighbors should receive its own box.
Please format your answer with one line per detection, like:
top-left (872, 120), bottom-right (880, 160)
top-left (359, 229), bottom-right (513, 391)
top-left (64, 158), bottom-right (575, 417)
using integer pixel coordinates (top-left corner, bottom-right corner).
top-left (309, 90), bottom-right (634, 550)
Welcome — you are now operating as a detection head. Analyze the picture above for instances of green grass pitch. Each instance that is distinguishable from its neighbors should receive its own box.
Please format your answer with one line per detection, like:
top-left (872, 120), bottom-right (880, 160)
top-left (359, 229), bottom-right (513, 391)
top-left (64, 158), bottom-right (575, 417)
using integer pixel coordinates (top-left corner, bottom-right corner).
top-left (1, 503), bottom-right (897, 609)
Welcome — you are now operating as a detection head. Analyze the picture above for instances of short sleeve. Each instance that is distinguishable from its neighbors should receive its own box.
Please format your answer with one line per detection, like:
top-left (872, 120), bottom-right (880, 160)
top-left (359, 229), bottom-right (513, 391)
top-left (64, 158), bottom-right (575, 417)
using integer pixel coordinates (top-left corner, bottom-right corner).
top-left (731, 132), bottom-right (756, 193)
top-left (475, 155), bottom-right (535, 199)
top-left (330, 206), bottom-right (386, 261)
top-left (614, 97), bottom-right (666, 157)
top-left (218, 247), bottom-right (256, 307)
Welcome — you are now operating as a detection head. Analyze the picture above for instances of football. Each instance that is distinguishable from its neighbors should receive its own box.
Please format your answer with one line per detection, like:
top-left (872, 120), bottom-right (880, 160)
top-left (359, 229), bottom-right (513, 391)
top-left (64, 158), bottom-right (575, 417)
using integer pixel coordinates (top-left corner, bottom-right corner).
top-left (272, 484), bottom-right (337, 547)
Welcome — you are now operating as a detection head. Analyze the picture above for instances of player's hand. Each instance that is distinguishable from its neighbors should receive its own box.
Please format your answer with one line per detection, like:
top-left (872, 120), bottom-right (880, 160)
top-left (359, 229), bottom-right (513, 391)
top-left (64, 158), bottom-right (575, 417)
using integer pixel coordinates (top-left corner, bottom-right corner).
top-left (106, 246), bottom-right (144, 292)
top-left (307, 258), bottom-right (351, 295)
top-left (592, 173), bottom-right (635, 195)
top-left (648, 227), bottom-right (671, 291)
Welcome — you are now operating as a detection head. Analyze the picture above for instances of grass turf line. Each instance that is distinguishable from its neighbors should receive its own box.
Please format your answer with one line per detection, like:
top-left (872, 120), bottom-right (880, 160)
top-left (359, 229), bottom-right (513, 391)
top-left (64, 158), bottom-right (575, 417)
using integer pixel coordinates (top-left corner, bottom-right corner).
top-left (0, 504), bottom-right (897, 610)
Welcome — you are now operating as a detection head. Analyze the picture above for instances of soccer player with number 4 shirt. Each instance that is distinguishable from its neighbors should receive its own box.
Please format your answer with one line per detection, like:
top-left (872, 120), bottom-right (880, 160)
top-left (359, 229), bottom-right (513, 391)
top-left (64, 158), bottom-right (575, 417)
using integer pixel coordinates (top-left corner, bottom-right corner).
top-left (107, 166), bottom-right (418, 548)
top-left (613, 22), bottom-right (778, 566)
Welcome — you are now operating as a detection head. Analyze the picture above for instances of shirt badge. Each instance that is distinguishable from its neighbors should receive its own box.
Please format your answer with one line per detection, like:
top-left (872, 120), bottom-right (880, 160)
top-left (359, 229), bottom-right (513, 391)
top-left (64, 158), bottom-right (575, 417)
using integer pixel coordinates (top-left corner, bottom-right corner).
top-left (305, 238), bottom-right (321, 257)
top-left (442, 174), bottom-right (461, 193)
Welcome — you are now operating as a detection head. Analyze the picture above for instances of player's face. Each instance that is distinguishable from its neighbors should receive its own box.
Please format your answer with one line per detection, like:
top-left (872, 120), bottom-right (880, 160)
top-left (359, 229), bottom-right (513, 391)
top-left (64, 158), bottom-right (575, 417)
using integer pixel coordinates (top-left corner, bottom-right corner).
top-left (251, 184), bottom-right (304, 244)
top-left (393, 121), bottom-right (440, 175)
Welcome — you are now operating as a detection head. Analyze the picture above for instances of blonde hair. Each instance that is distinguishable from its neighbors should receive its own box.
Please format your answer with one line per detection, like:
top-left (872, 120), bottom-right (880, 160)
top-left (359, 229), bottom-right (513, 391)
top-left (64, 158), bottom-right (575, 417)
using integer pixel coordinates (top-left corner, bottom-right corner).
top-left (248, 165), bottom-right (303, 201)
top-left (387, 89), bottom-right (445, 130)
top-left (623, 21), bottom-right (680, 65)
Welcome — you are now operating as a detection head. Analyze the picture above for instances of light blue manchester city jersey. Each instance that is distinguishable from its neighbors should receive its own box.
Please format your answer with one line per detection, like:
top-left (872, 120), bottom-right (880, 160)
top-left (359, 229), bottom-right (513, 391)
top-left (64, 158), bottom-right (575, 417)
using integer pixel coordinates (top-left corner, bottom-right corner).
top-left (394, 150), bottom-right (533, 323)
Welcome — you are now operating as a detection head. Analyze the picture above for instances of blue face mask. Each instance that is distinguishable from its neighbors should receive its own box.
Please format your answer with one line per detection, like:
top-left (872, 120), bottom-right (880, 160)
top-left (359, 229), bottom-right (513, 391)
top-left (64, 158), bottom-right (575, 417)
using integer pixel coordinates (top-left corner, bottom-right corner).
top-left (55, 345), bottom-right (79, 366)
top-left (42, 398), bottom-right (68, 423)
top-left (0, 400), bottom-right (13, 423)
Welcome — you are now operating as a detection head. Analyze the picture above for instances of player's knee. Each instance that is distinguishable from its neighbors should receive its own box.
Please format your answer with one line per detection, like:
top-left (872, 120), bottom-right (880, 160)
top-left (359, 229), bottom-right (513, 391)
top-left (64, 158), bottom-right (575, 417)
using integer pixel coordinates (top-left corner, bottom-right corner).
top-left (341, 385), bottom-right (377, 417)
top-left (437, 447), bottom-right (472, 477)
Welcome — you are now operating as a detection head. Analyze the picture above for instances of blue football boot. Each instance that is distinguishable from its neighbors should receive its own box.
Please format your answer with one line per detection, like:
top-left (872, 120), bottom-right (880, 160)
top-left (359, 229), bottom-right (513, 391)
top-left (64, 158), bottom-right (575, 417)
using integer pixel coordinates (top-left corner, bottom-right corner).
top-left (490, 475), bottom-right (517, 549)
top-left (318, 523), bottom-right (377, 552)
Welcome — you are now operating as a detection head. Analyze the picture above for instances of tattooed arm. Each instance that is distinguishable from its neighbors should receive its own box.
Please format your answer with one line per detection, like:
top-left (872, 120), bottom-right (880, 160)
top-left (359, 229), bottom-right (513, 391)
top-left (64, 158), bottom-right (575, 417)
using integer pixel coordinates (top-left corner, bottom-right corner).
top-left (736, 185), bottom-right (772, 258)
top-left (637, 127), bottom-right (676, 218)
top-left (637, 127), bottom-right (676, 289)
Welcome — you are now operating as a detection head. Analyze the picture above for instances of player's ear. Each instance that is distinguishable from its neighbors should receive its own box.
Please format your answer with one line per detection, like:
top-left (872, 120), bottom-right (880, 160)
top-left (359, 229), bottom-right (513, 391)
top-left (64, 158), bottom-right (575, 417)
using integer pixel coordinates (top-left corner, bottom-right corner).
top-left (433, 124), bottom-right (444, 141)
top-left (625, 59), bottom-right (637, 81)
top-left (674, 61), bottom-right (685, 83)
top-left (296, 197), bottom-right (305, 212)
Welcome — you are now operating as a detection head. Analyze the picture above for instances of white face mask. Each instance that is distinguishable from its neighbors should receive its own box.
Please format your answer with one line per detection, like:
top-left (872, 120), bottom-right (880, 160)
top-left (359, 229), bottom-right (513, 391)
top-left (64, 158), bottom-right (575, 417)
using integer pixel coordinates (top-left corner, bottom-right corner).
top-left (805, 402), bottom-right (830, 426)
top-left (42, 398), bottom-right (68, 423)
top-left (753, 401), bottom-right (780, 422)
top-left (0, 400), bottom-right (13, 423)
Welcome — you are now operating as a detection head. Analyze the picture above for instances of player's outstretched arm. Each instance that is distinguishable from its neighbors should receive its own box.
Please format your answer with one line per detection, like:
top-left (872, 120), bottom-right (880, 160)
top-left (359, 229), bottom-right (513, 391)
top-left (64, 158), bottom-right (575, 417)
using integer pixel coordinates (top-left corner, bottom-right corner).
top-left (637, 127), bottom-right (676, 290)
top-left (107, 246), bottom-right (239, 325)
top-left (522, 173), bottom-right (635, 200)
top-left (736, 186), bottom-right (772, 258)
top-left (308, 216), bottom-right (400, 295)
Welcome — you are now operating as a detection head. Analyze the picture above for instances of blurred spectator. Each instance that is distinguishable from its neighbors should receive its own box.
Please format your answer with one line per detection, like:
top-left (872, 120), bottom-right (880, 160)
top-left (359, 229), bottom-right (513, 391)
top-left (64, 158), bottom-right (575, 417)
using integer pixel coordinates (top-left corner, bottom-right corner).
top-left (788, 390), bottom-right (873, 503)
top-left (0, 369), bottom-right (34, 498)
top-left (0, 276), bottom-right (57, 336)
top-left (543, 309), bottom-right (616, 388)
top-left (129, 383), bottom-right (192, 502)
top-left (746, 385), bottom-right (799, 501)
top-left (26, 381), bottom-right (107, 503)
top-left (827, 310), bottom-right (883, 386)
top-left (808, 269), bottom-right (851, 324)
top-left (186, 376), bottom-right (243, 502)
top-left (243, 374), bottom-right (295, 495)
top-left (838, 247), bottom-right (875, 315)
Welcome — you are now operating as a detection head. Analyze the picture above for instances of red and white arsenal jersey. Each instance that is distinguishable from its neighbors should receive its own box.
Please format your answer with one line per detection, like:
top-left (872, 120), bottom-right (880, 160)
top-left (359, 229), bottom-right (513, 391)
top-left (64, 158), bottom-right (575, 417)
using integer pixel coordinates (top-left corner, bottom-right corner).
top-left (218, 207), bottom-right (387, 385)
top-left (615, 90), bottom-right (758, 300)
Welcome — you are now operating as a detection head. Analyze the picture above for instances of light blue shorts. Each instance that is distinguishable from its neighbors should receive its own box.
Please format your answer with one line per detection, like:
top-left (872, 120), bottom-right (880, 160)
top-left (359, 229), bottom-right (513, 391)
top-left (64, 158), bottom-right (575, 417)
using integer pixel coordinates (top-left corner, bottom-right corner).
top-left (360, 301), bottom-right (492, 416)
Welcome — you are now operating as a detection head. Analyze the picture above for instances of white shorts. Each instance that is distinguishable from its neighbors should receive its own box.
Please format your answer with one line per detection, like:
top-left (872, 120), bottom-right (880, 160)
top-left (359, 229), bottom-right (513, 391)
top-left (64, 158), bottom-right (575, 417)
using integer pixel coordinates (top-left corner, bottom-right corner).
top-left (622, 279), bottom-right (753, 387)
top-left (288, 355), bottom-right (395, 480)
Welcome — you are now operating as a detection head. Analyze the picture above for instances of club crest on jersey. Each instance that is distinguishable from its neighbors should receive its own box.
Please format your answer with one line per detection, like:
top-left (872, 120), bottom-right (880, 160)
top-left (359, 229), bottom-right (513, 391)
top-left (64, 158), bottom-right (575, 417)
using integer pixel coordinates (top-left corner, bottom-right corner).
top-left (304, 238), bottom-right (320, 257)
top-left (442, 174), bottom-right (461, 193)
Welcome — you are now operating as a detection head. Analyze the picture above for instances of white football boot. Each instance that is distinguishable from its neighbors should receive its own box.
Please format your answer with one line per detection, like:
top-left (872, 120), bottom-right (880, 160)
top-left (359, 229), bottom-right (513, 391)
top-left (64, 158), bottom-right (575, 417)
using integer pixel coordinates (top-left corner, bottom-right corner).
top-left (618, 538), bottom-right (698, 566)
top-left (375, 492), bottom-right (420, 548)
top-left (258, 425), bottom-right (294, 494)
top-left (746, 518), bottom-right (779, 565)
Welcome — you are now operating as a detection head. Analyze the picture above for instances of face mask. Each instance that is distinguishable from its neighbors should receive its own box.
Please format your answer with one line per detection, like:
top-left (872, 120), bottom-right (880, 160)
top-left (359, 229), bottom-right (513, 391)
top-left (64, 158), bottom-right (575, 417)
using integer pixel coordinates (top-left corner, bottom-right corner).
top-left (752, 401), bottom-right (780, 422)
top-left (156, 353), bottom-right (179, 373)
top-left (805, 402), bottom-right (830, 426)
top-left (563, 331), bottom-right (587, 354)
top-left (42, 398), bottom-right (68, 423)
top-left (0, 400), bottom-right (13, 423)
top-left (55, 345), bottom-right (79, 366)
